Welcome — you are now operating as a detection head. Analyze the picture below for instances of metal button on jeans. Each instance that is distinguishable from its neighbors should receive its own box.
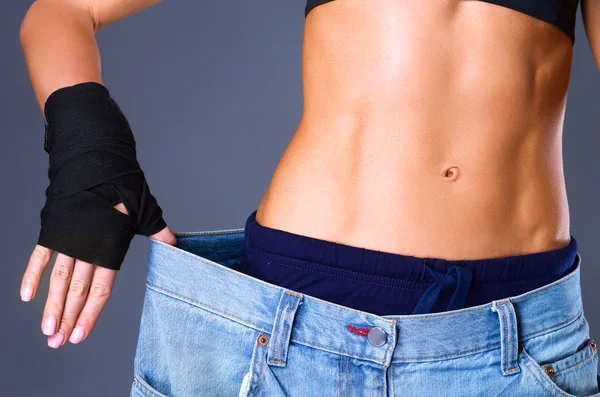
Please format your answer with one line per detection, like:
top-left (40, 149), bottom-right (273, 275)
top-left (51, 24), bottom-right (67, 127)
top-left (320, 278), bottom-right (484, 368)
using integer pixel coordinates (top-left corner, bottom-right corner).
top-left (367, 326), bottom-right (387, 347)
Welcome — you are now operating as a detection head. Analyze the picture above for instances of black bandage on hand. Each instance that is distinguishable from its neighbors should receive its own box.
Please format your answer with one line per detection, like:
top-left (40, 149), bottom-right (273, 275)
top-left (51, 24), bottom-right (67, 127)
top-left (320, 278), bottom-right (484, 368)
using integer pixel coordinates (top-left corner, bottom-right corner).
top-left (37, 82), bottom-right (167, 270)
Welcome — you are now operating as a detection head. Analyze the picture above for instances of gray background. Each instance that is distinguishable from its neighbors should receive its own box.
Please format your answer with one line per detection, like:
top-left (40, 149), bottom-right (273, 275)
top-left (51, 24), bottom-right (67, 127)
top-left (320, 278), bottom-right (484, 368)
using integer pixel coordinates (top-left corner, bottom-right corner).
top-left (2, 1), bottom-right (599, 395)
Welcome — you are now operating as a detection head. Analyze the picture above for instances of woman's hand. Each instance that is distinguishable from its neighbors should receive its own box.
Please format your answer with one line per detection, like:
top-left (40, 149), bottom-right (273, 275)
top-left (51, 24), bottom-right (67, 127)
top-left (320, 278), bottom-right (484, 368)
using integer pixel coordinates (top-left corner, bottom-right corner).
top-left (20, 202), bottom-right (177, 348)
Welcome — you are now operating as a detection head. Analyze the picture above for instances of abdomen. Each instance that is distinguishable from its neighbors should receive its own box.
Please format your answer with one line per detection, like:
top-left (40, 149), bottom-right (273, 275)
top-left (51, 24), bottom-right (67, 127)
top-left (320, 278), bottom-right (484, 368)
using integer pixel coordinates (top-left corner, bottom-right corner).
top-left (256, 0), bottom-right (574, 259)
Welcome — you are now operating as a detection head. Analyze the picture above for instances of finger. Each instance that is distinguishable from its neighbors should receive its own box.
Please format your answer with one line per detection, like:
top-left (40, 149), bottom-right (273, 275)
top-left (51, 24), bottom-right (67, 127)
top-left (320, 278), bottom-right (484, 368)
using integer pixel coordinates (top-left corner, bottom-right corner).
top-left (42, 253), bottom-right (74, 342)
top-left (150, 225), bottom-right (177, 246)
top-left (69, 266), bottom-right (118, 344)
top-left (21, 244), bottom-right (54, 302)
top-left (48, 258), bottom-right (95, 348)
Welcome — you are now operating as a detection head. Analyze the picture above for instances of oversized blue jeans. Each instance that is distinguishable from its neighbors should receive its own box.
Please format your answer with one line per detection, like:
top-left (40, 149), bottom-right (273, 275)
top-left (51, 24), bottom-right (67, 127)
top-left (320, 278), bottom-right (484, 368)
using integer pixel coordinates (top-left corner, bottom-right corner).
top-left (130, 229), bottom-right (600, 396)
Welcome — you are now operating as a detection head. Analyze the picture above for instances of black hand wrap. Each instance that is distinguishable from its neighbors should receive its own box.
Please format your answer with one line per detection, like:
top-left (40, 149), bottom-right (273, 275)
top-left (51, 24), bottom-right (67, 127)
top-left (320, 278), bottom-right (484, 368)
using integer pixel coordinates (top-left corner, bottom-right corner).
top-left (37, 82), bottom-right (167, 270)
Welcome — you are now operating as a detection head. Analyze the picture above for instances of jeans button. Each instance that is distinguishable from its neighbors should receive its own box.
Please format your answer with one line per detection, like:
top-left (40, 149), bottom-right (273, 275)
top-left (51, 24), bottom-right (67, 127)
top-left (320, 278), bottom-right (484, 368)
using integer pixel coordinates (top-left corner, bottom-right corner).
top-left (367, 326), bottom-right (387, 347)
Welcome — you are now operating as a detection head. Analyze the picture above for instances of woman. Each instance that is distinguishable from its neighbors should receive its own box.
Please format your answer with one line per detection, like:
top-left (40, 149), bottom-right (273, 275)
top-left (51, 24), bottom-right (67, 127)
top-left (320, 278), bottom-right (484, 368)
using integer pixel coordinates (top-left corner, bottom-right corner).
top-left (19, 0), bottom-right (600, 395)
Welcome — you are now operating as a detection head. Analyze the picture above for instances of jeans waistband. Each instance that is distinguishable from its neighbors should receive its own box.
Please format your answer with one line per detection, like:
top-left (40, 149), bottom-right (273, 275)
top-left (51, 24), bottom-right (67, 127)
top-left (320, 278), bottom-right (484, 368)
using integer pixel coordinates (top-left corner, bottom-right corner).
top-left (147, 228), bottom-right (584, 369)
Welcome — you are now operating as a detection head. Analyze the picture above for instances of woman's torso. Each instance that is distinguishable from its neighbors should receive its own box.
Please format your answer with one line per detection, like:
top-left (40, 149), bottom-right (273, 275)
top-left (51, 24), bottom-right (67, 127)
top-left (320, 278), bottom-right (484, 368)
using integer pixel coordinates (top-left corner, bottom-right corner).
top-left (255, 0), bottom-right (574, 260)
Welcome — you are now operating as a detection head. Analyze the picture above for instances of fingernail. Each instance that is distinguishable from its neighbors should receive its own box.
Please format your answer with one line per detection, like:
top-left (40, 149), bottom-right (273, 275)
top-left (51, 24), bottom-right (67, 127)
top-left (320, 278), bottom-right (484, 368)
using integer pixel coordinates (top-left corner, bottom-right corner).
top-left (43, 316), bottom-right (57, 335)
top-left (21, 286), bottom-right (33, 301)
top-left (48, 332), bottom-right (64, 348)
top-left (69, 327), bottom-right (85, 344)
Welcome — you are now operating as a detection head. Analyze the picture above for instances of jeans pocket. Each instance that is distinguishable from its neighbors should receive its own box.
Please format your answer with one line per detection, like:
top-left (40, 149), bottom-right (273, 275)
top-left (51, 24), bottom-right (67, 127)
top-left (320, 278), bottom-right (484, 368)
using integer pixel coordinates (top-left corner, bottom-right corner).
top-left (241, 332), bottom-right (289, 397)
top-left (132, 284), bottom-right (259, 397)
top-left (520, 337), bottom-right (600, 397)
top-left (131, 374), bottom-right (169, 397)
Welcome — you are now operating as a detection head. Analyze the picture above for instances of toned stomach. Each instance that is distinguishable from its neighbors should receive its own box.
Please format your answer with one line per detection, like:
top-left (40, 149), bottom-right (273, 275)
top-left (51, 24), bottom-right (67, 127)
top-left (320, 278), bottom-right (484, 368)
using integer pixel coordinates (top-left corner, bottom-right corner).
top-left (255, 0), bottom-right (574, 260)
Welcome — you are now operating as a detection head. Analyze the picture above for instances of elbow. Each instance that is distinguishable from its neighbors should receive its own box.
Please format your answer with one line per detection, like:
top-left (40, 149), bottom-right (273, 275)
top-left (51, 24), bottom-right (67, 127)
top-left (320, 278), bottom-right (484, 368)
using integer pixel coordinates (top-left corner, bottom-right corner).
top-left (19, 2), bottom-right (36, 49)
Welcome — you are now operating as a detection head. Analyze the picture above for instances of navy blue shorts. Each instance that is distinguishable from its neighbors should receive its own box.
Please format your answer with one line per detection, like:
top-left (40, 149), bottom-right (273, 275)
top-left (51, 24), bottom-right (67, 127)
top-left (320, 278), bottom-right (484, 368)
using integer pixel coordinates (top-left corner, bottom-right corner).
top-left (237, 209), bottom-right (578, 315)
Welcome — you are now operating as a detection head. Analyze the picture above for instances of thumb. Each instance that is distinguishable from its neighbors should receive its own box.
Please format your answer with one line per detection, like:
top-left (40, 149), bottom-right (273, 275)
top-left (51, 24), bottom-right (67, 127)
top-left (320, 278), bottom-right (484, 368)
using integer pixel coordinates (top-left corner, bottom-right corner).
top-left (112, 202), bottom-right (176, 246)
top-left (149, 225), bottom-right (177, 246)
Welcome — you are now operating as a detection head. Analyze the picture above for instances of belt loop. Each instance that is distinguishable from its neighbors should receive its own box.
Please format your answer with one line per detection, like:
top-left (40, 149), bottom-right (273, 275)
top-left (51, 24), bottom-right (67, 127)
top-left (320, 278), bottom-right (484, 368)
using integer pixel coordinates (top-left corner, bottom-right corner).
top-left (491, 299), bottom-right (521, 376)
top-left (267, 290), bottom-right (304, 367)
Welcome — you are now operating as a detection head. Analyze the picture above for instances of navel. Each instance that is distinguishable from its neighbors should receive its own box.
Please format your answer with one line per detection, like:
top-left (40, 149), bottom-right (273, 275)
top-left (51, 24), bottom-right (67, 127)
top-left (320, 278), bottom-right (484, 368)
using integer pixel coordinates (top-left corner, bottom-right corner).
top-left (441, 166), bottom-right (461, 181)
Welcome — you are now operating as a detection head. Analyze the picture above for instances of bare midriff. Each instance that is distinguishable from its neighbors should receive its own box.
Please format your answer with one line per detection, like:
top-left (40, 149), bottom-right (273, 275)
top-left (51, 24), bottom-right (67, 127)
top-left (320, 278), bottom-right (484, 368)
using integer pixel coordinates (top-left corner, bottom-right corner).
top-left (255, 0), bottom-right (574, 260)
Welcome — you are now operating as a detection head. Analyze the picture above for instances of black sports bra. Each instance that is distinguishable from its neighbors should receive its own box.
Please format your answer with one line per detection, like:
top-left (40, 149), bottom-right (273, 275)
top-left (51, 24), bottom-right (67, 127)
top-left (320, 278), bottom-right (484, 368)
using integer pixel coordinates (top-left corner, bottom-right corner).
top-left (305, 0), bottom-right (580, 45)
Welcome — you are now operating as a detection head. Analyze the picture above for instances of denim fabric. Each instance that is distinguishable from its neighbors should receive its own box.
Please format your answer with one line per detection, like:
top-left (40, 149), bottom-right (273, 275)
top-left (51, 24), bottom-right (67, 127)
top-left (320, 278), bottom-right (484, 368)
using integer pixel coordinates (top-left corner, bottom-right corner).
top-left (130, 229), bottom-right (600, 397)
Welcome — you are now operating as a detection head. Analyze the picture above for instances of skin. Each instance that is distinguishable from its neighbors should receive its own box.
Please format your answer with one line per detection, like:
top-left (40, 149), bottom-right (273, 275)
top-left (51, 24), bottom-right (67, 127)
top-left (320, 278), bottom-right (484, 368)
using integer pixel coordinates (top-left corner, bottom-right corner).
top-left (257, 0), bottom-right (600, 260)
top-left (18, 0), bottom-right (600, 348)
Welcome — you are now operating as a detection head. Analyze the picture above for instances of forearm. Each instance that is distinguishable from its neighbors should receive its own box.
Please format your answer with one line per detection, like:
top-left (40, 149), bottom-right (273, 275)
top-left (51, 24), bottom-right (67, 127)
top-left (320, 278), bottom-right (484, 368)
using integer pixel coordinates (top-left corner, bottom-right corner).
top-left (20, 1), bottom-right (102, 113)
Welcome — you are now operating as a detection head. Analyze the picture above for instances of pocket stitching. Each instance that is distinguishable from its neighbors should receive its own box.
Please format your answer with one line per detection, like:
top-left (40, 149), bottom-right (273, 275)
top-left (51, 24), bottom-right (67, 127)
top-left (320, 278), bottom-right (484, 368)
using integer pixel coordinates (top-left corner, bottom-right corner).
top-left (252, 354), bottom-right (265, 397)
top-left (252, 335), bottom-right (273, 397)
top-left (133, 374), bottom-right (169, 397)
top-left (243, 333), bottom-right (268, 397)
top-left (520, 344), bottom-right (595, 397)
top-left (521, 354), bottom-right (569, 397)
top-left (551, 345), bottom-right (597, 376)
